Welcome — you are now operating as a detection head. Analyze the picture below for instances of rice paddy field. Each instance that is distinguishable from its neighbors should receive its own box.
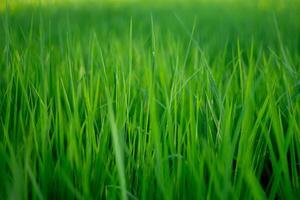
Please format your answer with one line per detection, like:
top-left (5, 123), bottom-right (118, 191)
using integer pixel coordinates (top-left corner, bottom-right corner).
top-left (1, 0), bottom-right (300, 199)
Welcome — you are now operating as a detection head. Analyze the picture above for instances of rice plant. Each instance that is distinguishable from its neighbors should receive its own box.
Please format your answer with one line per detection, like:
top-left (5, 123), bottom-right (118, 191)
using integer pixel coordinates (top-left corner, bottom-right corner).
top-left (0, 0), bottom-right (300, 199)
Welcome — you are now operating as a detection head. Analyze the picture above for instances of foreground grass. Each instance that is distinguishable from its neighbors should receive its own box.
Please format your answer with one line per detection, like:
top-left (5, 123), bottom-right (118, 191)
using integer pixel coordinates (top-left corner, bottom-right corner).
top-left (0, 2), bottom-right (300, 199)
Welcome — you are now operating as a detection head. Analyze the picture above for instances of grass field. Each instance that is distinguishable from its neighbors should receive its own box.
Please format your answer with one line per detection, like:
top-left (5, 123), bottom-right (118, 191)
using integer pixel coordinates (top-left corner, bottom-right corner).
top-left (1, 0), bottom-right (300, 199)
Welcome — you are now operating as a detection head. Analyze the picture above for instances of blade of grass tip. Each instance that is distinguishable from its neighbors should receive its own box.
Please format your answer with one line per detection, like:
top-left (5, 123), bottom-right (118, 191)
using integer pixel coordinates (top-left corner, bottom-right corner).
top-left (129, 17), bottom-right (133, 73)
top-left (237, 39), bottom-right (244, 103)
top-left (173, 12), bottom-right (197, 45)
top-left (173, 12), bottom-right (221, 112)
top-left (173, 12), bottom-right (208, 65)
top-left (127, 17), bottom-right (133, 119)
top-left (183, 17), bottom-right (197, 68)
top-left (99, 46), bottom-right (108, 84)
top-left (3, 0), bottom-right (11, 66)
top-left (105, 87), bottom-right (127, 200)
top-left (171, 67), bottom-right (201, 104)
top-left (272, 14), bottom-right (295, 76)
top-left (151, 14), bottom-right (156, 70)
top-left (60, 78), bottom-right (72, 119)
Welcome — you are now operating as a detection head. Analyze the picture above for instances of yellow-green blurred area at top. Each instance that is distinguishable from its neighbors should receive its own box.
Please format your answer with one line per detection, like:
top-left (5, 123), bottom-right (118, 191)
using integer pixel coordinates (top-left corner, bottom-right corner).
top-left (2, 0), bottom-right (300, 10)
top-left (1, 0), bottom-right (299, 55)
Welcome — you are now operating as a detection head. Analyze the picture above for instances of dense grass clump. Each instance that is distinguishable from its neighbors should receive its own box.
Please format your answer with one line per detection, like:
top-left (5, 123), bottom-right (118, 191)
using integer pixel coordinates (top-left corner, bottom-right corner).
top-left (1, 2), bottom-right (300, 199)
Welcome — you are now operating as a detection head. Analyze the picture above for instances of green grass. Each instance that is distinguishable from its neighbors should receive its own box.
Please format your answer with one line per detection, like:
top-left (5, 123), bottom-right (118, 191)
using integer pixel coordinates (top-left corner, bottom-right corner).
top-left (1, 1), bottom-right (300, 199)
